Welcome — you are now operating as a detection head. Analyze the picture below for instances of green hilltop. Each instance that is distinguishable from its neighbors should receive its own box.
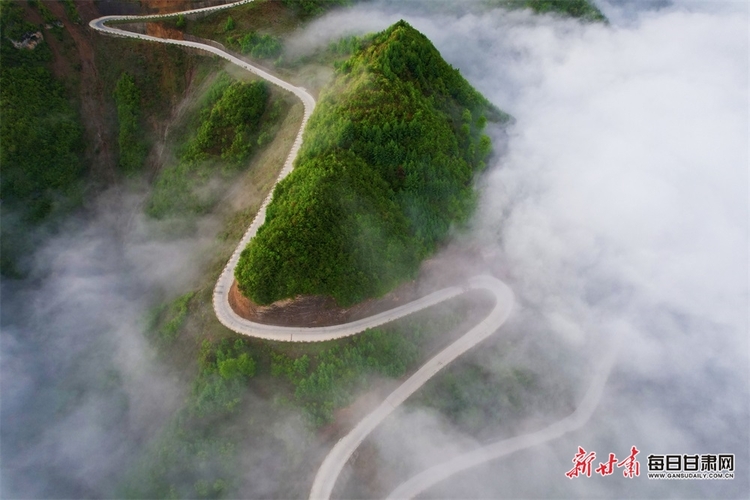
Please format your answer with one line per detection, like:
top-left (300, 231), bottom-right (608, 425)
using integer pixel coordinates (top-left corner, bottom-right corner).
top-left (235, 20), bottom-right (508, 306)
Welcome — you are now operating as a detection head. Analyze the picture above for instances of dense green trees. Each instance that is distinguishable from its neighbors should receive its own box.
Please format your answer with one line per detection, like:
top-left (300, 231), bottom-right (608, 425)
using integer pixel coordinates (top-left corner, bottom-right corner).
top-left (148, 291), bottom-right (196, 343)
top-left (236, 21), bottom-right (507, 306)
top-left (236, 150), bottom-right (419, 305)
top-left (60, 0), bottom-right (82, 24)
top-left (0, 0), bottom-right (83, 222)
top-left (147, 77), bottom-right (273, 218)
top-left (192, 338), bottom-right (257, 417)
top-left (223, 15), bottom-right (235, 33)
top-left (327, 33), bottom-right (373, 61)
top-left (0, 65), bottom-right (83, 216)
top-left (226, 31), bottom-right (282, 60)
top-left (184, 79), bottom-right (269, 163)
top-left (113, 73), bottom-right (148, 173)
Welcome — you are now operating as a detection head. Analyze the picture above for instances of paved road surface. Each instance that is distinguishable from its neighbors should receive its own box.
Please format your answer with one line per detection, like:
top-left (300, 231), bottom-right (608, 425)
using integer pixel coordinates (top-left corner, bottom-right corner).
top-left (309, 275), bottom-right (514, 499)
top-left (90, 5), bottom-right (613, 499)
top-left (90, 2), bottom-right (515, 344)
top-left (86, 6), bottom-right (619, 499)
top-left (385, 339), bottom-right (619, 499)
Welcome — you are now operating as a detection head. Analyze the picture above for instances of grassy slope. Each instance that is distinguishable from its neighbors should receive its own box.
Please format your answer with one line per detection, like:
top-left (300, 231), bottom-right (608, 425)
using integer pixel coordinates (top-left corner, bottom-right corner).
top-left (146, 72), bottom-right (294, 219)
top-left (235, 20), bottom-right (508, 306)
top-left (92, 34), bottom-right (207, 166)
top-left (131, 281), bottom-right (489, 498)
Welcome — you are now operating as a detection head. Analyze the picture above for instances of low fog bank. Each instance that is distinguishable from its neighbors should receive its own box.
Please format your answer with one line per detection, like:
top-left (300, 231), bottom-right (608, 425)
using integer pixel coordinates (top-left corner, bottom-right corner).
top-left (2, 1), bottom-right (746, 498)
top-left (296, 1), bottom-right (748, 498)
top-left (0, 188), bottom-right (220, 498)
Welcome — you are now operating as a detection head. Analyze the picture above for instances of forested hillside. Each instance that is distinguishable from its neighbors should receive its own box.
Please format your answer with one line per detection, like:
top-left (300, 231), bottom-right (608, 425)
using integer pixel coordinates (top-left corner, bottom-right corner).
top-left (501, 0), bottom-right (607, 22)
top-left (0, 1), bottom-right (84, 223)
top-left (0, 0), bottom-right (213, 277)
top-left (0, 0), bottom-right (87, 277)
top-left (147, 73), bottom-right (291, 218)
top-left (235, 20), bottom-right (508, 306)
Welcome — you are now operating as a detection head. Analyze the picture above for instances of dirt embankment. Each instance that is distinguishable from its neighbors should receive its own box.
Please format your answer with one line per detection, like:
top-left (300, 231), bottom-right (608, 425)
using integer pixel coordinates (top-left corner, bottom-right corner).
top-left (229, 280), bottom-right (422, 327)
top-left (141, 0), bottom-right (229, 15)
top-left (228, 244), bottom-right (497, 327)
top-left (146, 23), bottom-right (184, 40)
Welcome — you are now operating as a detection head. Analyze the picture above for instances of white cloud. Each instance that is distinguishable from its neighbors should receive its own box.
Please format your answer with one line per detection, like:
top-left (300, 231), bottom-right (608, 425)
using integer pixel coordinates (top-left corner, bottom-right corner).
top-left (296, 1), bottom-right (748, 497)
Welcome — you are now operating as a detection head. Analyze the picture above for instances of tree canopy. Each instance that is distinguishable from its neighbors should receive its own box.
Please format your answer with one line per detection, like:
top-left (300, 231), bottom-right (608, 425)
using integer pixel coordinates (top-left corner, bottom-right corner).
top-left (236, 21), bottom-right (508, 306)
top-left (0, 0), bottom-right (83, 221)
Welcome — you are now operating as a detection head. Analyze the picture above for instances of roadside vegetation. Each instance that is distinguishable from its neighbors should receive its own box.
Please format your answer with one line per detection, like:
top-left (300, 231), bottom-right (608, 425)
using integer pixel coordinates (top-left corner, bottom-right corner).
top-left (167, 0), bottom-right (357, 67)
top-left (146, 72), bottom-right (289, 218)
top-left (113, 73), bottom-right (148, 174)
top-left (410, 346), bottom-right (551, 438)
top-left (268, 300), bottom-right (473, 426)
top-left (168, 0), bottom-right (293, 52)
top-left (235, 20), bottom-right (509, 307)
top-left (338, 333), bottom-right (579, 498)
top-left (125, 283), bottom-right (486, 498)
top-left (226, 30), bottom-right (283, 60)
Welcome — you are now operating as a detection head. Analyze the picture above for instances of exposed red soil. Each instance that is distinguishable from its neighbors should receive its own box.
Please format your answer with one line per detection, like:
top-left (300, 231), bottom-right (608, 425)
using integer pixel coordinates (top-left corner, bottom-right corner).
top-left (146, 23), bottom-right (185, 40)
top-left (228, 243), bottom-right (496, 327)
top-left (141, 0), bottom-right (200, 15)
top-left (229, 279), bottom-right (422, 327)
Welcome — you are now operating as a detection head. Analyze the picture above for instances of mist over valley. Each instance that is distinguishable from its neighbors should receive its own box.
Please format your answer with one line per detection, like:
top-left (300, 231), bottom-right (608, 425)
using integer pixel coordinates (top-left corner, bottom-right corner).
top-left (1, 1), bottom-right (747, 498)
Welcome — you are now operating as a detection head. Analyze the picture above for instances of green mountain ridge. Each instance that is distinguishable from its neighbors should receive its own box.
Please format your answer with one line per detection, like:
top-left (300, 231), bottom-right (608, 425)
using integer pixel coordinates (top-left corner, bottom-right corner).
top-left (491, 0), bottom-right (607, 22)
top-left (235, 20), bottom-right (508, 307)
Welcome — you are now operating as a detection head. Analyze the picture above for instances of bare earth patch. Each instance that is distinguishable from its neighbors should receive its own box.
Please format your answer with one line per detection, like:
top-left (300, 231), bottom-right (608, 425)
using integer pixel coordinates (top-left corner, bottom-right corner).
top-left (228, 279), bottom-right (422, 327)
top-left (227, 244), bottom-right (494, 327)
top-left (146, 22), bottom-right (184, 40)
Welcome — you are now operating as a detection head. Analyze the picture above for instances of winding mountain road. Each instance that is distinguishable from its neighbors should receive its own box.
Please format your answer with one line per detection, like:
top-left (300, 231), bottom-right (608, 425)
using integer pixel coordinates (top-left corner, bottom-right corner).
top-left (91, 1), bottom-right (489, 344)
top-left (90, 3), bottom-right (612, 499)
